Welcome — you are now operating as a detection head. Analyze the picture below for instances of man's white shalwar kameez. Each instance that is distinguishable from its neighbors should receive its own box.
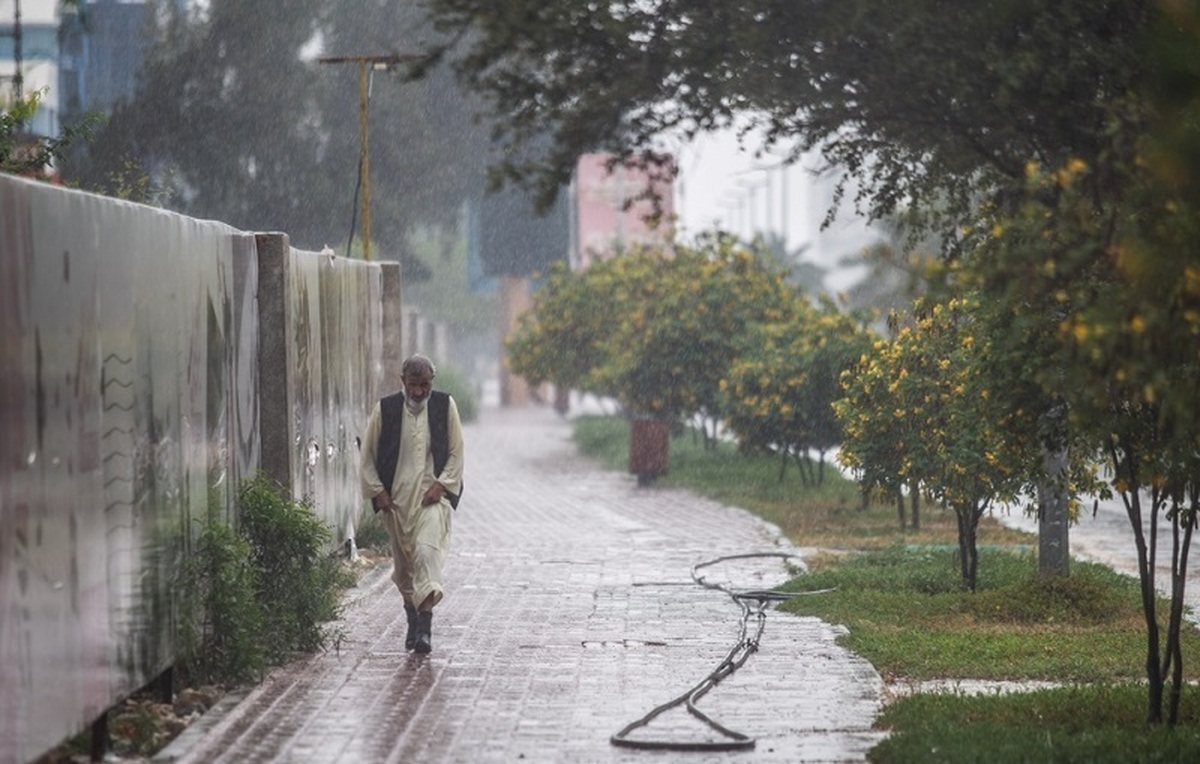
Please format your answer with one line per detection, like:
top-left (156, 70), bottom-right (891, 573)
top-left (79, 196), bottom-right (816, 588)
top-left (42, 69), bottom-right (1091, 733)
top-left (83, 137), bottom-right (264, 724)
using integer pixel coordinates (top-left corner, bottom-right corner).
top-left (360, 397), bottom-right (463, 608)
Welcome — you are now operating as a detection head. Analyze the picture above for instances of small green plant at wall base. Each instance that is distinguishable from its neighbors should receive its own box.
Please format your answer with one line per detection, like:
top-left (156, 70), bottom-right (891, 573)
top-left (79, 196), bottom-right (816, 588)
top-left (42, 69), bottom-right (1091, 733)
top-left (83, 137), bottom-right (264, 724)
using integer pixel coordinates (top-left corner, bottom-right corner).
top-left (175, 475), bottom-right (353, 686)
top-left (177, 519), bottom-right (265, 686)
top-left (237, 475), bottom-right (350, 663)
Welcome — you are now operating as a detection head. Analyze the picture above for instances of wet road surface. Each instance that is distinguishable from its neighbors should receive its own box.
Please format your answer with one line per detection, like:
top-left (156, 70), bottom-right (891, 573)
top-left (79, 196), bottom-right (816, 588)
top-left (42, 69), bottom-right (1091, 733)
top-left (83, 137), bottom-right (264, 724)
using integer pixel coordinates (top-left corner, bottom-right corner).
top-left (160, 405), bottom-right (885, 763)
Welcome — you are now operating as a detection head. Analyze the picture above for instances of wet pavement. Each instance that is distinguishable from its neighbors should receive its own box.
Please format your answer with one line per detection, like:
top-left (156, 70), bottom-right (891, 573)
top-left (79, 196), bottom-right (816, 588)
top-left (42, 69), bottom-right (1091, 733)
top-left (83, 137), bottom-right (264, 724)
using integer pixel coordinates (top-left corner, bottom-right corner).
top-left (159, 405), bottom-right (886, 763)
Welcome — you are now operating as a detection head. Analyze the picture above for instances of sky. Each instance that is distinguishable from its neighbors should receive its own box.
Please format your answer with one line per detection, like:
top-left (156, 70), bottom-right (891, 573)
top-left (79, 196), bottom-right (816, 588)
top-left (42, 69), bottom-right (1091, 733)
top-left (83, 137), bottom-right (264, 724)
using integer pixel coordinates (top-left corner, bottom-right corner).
top-left (673, 128), bottom-right (880, 292)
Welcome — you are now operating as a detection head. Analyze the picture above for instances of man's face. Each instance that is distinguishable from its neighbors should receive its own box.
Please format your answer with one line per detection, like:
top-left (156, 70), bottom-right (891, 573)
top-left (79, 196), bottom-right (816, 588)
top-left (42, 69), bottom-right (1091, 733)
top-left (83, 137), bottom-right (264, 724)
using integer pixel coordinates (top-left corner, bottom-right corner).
top-left (403, 371), bottom-right (434, 404)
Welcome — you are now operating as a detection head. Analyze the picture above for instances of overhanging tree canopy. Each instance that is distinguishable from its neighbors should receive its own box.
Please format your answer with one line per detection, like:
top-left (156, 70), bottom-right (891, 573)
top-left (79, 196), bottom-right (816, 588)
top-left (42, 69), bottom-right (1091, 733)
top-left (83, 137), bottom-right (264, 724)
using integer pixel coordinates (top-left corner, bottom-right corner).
top-left (421, 0), bottom-right (1151, 240)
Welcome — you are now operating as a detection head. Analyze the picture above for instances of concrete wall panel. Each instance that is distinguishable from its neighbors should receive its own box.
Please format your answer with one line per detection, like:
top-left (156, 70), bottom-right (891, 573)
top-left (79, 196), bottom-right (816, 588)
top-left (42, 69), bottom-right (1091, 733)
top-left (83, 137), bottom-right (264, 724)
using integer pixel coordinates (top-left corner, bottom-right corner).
top-left (0, 175), bottom-right (387, 762)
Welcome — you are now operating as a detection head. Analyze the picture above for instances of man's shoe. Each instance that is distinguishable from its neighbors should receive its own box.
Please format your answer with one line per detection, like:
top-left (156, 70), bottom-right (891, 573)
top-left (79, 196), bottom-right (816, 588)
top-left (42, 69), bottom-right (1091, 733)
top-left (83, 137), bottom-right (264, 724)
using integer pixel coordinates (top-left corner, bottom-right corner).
top-left (404, 604), bottom-right (419, 651)
top-left (415, 610), bottom-right (433, 654)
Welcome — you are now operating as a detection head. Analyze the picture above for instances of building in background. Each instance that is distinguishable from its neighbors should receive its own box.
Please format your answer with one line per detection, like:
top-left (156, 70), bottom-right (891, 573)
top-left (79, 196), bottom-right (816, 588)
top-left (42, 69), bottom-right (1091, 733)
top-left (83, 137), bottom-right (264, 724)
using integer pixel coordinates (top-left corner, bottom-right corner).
top-left (571, 152), bottom-right (675, 270)
top-left (58, 0), bottom-right (152, 126)
top-left (1, 0), bottom-right (60, 136)
top-left (2, 0), bottom-right (152, 141)
top-left (466, 152), bottom-right (676, 406)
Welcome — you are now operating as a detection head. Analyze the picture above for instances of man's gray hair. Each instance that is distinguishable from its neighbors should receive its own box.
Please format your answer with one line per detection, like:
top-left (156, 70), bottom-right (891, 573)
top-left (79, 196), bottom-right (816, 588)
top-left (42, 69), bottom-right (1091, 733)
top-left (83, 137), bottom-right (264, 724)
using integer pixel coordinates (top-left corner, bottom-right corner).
top-left (402, 354), bottom-right (437, 379)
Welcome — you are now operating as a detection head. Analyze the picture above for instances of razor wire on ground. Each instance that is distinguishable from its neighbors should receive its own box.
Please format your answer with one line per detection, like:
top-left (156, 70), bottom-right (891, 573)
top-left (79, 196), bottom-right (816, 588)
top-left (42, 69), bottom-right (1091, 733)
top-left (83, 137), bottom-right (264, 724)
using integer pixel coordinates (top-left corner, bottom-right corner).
top-left (610, 551), bottom-right (836, 752)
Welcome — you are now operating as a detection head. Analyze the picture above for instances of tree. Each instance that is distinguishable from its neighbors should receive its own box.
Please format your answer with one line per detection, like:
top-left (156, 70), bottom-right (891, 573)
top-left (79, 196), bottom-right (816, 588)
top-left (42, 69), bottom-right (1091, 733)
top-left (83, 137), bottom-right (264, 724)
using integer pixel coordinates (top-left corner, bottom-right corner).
top-left (64, 0), bottom-right (491, 264)
top-left (508, 233), bottom-right (798, 433)
top-left (836, 296), bottom-right (1046, 590)
top-left (425, 0), bottom-right (1197, 719)
top-left (724, 298), bottom-right (873, 485)
top-left (419, 0), bottom-right (1153, 575)
top-left (419, 0), bottom-right (1149, 234)
top-left (2, 90), bottom-right (96, 176)
top-left (944, 3), bottom-right (1200, 724)
top-left (69, 1), bottom-right (330, 233)
top-left (505, 258), bottom-right (623, 399)
top-left (961, 29), bottom-right (1200, 720)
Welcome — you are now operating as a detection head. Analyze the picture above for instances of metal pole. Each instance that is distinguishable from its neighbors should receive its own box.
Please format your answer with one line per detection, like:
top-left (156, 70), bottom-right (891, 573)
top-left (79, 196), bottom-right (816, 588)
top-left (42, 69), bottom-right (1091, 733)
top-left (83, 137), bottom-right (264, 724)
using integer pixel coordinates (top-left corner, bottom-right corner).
top-left (358, 62), bottom-right (372, 260)
top-left (318, 53), bottom-right (425, 261)
top-left (12, 0), bottom-right (23, 101)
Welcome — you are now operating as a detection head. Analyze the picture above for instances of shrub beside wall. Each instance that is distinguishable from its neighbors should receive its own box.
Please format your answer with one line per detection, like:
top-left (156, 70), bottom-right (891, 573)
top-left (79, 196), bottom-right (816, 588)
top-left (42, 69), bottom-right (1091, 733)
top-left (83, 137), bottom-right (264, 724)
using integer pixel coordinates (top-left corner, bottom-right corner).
top-left (177, 475), bottom-right (352, 687)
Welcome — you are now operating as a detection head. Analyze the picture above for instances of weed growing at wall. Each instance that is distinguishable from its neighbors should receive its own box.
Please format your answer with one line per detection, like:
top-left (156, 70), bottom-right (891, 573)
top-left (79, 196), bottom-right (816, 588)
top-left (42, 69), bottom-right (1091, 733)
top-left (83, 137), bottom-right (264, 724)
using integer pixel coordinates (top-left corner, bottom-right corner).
top-left (177, 475), bottom-right (352, 686)
top-left (237, 475), bottom-right (354, 663)
top-left (178, 520), bottom-right (265, 685)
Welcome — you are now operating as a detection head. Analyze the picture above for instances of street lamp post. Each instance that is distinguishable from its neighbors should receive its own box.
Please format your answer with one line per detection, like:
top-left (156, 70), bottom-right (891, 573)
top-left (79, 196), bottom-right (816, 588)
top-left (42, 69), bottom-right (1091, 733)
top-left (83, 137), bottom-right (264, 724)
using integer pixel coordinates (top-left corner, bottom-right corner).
top-left (317, 53), bottom-right (420, 261)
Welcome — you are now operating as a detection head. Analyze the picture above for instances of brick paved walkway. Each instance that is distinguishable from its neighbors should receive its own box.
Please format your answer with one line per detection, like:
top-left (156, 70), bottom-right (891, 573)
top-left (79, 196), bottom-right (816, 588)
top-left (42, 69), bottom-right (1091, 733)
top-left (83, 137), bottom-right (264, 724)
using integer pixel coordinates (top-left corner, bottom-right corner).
top-left (161, 405), bottom-right (885, 763)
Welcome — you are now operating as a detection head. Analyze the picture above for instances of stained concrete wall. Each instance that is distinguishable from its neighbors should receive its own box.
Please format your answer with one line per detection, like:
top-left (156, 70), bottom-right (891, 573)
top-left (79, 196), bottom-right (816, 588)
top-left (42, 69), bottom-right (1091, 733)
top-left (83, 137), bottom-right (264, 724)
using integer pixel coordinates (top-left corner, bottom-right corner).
top-left (0, 174), bottom-right (391, 762)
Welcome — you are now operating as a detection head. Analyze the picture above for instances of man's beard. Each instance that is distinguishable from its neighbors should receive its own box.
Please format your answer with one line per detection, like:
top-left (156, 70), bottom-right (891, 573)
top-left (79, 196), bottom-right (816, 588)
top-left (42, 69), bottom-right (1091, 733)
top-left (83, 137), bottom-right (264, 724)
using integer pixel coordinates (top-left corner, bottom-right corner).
top-left (406, 396), bottom-right (428, 414)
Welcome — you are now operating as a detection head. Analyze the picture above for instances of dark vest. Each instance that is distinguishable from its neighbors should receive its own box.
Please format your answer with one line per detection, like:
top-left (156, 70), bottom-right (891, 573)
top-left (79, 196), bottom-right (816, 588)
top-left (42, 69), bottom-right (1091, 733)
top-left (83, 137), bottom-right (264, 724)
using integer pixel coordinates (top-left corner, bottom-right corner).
top-left (375, 390), bottom-right (461, 509)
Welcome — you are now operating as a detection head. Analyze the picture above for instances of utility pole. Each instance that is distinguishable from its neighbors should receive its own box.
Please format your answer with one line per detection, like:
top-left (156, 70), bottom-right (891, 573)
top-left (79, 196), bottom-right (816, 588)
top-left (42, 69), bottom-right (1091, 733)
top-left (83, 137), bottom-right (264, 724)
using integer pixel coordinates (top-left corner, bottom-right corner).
top-left (317, 53), bottom-right (425, 261)
top-left (2, 0), bottom-right (24, 102)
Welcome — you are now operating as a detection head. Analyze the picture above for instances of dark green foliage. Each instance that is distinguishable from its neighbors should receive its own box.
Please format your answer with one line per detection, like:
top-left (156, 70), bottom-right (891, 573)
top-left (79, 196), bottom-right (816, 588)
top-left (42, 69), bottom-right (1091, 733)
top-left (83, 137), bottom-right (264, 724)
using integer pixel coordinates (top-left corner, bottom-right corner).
top-left (420, 0), bottom-right (1150, 239)
top-left (177, 520), bottom-right (265, 685)
top-left (66, 0), bottom-right (492, 260)
top-left (237, 476), bottom-right (349, 661)
top-left (789, 544), bottom-right (988, 597)
top-left (2, 92), bottom-right (97, 176)
top-left (177, 475), bottom-right (351, 685)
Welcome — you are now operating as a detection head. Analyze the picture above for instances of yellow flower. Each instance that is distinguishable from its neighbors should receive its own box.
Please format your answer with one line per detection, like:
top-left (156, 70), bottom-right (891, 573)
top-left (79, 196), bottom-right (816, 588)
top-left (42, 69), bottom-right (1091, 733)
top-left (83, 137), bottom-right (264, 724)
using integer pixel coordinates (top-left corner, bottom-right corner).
top-left (1143, 384), bottom-right (1157, 404)
top-left (1185, 266), bottom-right (1200, 296)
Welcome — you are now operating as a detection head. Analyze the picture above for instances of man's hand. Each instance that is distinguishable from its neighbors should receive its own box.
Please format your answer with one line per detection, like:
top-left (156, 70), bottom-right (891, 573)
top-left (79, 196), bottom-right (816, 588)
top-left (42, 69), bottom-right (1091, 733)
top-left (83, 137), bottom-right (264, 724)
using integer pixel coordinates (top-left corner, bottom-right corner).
top-left (372, 491), bottom-right (395, 513)
top-left (421, 482), bottom-right (446, 507)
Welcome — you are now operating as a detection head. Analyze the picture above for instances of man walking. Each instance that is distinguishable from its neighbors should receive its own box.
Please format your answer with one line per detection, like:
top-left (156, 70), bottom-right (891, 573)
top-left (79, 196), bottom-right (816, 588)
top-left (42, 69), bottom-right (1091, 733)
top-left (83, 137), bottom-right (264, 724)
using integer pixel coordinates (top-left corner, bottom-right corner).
top-left (360, 354), bottom-right (464, 654)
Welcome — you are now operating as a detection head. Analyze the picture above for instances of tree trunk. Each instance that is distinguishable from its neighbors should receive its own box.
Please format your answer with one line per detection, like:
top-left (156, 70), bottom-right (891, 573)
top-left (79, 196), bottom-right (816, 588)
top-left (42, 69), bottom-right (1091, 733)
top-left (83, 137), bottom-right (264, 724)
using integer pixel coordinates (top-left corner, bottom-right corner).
top-left (896, 485), bottom-right (906, 532)
top-left (909, 478), bottom-right (921, 531)
top-left (1110, 438), bottom-right (1164, 724)
top-left (791, 451), bottom-right (813, 486)
top-left (629, 418), bottom-right (670, 485)
top-left (955, 502), bottom-right (981, 592)
top-left (1165, 489), bottom-right (1195, 726)
top-left (1037, 444), bottom-right (1071, 578)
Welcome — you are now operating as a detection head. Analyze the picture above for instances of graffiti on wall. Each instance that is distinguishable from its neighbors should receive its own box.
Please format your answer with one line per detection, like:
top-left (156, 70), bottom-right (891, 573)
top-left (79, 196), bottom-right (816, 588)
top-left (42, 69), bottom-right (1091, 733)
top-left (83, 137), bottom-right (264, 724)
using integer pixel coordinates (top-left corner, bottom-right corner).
top-left (0, 175), bottom-right (385, 763)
